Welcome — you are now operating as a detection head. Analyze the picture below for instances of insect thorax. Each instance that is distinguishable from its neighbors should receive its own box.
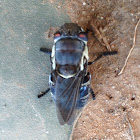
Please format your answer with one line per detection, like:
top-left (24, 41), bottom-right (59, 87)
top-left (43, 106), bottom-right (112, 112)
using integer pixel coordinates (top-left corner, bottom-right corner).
top-left (51, 38), bottom-right (89, 78)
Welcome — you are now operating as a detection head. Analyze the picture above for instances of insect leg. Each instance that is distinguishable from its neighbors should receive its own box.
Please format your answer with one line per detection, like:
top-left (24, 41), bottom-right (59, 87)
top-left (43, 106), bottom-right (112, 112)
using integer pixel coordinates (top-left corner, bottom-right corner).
top-left (85, 28), bottom-right (92, 34)
top-left (90, 88), bottom-right (95, 100)
top-left (88, 51), bottom-right (117, 65)
top-left (38, 88), bottom-right (50, 98)
top-left (40, 48), bottom-right (52, 55)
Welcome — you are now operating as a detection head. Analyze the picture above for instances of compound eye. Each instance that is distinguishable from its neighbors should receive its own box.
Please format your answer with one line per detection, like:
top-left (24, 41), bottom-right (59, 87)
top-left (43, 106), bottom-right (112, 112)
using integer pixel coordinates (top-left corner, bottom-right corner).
top-left (54, 32), bottom-right (61, 40)
top-left (78, 32), bottom-right (88, 41)
top-left (54, 33), bottom-right (61, 37)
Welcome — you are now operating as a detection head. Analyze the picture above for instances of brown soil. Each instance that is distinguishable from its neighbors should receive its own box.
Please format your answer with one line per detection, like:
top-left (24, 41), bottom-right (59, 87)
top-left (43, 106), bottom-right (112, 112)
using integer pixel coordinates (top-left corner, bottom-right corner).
top-left (47, 0), bottom-right (140, 139)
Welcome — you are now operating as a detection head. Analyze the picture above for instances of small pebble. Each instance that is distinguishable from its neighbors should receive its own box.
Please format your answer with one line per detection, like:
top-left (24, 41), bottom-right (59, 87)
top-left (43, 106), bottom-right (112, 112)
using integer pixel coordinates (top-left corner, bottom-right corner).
top-left (131, 95), bottom-right (135, 100)
top-left (132, 18), bottom-right (135, 22)
top-left (83, 2), bottom-right (86, 5)
top-left (112, 86), bottom-right (115, 89)
top-left (100, 109), bottom-right (104, 112)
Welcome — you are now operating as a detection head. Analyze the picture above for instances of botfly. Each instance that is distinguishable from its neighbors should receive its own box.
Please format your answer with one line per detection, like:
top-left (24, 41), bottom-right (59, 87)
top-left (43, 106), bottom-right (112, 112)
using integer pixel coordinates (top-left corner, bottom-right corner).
top-left (38, 23), bottom-right (117, 125)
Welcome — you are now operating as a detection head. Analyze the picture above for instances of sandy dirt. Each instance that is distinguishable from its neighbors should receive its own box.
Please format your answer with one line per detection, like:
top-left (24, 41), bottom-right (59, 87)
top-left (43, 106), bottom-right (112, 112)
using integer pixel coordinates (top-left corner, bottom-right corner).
top-left (47, 0), bottom-right (140, 139)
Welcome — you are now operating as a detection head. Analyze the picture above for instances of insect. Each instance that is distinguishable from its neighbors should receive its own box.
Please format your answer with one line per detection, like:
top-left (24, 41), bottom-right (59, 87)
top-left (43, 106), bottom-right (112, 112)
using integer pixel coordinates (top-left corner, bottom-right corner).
top-left (38, 23), bottom-right (117, 125)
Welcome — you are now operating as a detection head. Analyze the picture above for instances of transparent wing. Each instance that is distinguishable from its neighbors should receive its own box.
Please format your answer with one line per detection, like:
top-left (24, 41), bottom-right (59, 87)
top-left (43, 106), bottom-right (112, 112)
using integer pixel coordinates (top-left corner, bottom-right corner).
top-left (55, 71), bottom-right (84, 125)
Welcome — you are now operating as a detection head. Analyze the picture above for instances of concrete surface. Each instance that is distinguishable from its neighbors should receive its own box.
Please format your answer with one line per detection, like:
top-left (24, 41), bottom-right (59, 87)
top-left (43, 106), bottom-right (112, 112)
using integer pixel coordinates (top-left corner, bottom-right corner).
top-left (0, 0), bottom-right (72, 140)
